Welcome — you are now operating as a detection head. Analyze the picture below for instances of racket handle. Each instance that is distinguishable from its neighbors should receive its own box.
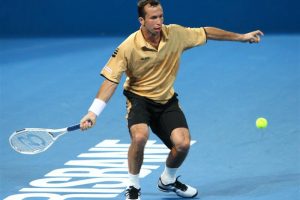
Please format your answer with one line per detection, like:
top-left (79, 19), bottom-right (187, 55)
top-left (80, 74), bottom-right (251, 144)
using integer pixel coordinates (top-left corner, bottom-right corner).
top-left (67, 124), bottom-right (81, 132)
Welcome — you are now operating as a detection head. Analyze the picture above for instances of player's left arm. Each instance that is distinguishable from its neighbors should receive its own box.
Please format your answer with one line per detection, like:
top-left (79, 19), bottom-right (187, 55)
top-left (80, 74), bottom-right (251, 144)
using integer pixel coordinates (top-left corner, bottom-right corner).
top-left (204, 27), bottom-right (264, 43)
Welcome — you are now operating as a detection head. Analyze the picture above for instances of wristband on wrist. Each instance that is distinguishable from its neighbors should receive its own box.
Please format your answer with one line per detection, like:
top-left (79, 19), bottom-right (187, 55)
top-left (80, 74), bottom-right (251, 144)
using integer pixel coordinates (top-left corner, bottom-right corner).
top-left (88, 98), bottom-right (106, 116)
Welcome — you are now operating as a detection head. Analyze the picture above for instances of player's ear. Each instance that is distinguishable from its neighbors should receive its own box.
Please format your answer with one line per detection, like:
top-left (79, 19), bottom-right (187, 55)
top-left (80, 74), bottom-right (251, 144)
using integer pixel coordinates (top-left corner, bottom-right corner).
top-left (139, 17), bottom-right (145, 26)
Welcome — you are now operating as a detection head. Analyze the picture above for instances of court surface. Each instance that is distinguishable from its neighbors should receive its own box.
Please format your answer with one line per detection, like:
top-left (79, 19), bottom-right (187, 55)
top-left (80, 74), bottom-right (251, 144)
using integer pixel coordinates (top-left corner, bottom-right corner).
top-left (0, 35), bottom-right (299, 200)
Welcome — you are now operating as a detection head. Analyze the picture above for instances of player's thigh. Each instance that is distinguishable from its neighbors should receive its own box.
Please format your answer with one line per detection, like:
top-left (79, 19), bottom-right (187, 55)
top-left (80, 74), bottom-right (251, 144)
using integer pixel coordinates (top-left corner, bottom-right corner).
top-left (153, 101), bottom-right (189, 149)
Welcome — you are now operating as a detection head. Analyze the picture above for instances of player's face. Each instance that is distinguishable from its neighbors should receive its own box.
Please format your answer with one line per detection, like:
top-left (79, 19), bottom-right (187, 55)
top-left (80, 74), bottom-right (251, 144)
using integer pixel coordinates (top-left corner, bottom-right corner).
top-left (140, 4), bottom-right (164, 35)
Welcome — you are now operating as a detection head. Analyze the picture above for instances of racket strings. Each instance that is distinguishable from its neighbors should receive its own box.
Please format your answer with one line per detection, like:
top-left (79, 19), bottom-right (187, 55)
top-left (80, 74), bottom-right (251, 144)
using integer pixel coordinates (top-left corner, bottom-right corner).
top-left (10, 131), bottom-right (54, 154)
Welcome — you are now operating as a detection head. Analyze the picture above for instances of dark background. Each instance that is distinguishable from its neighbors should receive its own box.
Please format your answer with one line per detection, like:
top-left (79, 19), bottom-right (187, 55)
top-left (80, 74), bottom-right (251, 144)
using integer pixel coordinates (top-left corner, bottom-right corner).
top-left (0, 0), bottom-right (299, 37)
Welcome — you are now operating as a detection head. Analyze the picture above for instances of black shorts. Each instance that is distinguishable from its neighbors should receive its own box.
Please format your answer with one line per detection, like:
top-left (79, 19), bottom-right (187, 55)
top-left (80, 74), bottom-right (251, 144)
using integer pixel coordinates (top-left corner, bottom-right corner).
top-left (123, 90), bottom-right (189, 149)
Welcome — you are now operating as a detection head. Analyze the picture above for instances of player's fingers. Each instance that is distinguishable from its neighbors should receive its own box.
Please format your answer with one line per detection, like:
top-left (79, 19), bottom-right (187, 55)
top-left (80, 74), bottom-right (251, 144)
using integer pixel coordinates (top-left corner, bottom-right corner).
top-left (249, 34), bottom-right (262, 43)
top-left (254, 30), bottom-right (263, 42)
top-left (254, 30), bottom-right (264, 36)
top-left (250, 36), bottom-right (258, 43)
top-left (83, 121), bottom-right (92, 130)
top-left (80, 114), bottom-right (96, 131)
top-left (247, 30), bottom-right (263, 44)
top-left (86, 119), bottom-right (94, 129)
top-left (249, 38), bottom-right (256, 43)
top-left (80, 117), bottom-right (92, 130)
top-left (80, 121), bottom-right (88, 131)
top-left (256, 35), bottom-right (261, 43)
top-left (249, 30), bottom-right (262, 38)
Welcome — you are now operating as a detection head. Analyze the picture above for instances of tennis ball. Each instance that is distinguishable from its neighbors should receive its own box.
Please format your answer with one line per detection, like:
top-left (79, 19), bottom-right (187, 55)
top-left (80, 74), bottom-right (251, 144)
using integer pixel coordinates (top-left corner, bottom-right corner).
top-left (256, 117), bottom-right (268, 129)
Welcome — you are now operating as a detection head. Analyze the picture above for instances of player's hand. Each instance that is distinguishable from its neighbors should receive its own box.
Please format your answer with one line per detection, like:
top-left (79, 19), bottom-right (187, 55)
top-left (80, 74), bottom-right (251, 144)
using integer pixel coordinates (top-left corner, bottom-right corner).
top-left (242, 30), bottom-right (264, 43)
top-left (80, 111), bottom-right (97, 131)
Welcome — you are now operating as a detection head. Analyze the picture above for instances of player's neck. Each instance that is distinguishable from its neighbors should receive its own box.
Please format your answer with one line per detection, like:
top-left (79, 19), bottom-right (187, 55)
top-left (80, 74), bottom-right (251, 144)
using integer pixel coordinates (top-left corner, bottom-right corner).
top-left (141, 27), bottom-right (161, 49)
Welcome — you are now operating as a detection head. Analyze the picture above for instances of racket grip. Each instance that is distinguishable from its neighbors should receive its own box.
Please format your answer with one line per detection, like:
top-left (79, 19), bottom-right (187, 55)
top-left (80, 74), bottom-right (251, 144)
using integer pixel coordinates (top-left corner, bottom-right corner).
top-left (67, 124), bottom-right (81, 132)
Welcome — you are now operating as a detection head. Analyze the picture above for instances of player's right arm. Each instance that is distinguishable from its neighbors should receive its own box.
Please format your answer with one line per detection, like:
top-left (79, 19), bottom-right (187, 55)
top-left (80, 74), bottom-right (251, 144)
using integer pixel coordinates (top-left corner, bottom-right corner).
top-left (80, 79), bottom-right (118, 130)
top-left (80, 36), bottom-right (130, 131)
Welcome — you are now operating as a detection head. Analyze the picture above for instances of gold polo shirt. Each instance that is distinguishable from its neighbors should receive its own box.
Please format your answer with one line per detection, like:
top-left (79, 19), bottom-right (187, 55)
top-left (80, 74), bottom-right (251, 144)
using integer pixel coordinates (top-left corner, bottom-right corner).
top-left (101, 24), bottom-right (207, 103)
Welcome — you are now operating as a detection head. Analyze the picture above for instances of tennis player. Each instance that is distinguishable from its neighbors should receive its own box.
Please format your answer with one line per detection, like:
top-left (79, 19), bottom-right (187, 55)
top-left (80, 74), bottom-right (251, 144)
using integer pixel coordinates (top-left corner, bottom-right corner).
top-left (80, 0), bottom-right (263, 199)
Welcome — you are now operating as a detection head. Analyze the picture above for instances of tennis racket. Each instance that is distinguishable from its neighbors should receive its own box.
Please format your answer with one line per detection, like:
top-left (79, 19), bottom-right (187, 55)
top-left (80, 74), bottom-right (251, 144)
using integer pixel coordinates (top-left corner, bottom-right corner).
top-left (9, 124), bottom-right (80, 154)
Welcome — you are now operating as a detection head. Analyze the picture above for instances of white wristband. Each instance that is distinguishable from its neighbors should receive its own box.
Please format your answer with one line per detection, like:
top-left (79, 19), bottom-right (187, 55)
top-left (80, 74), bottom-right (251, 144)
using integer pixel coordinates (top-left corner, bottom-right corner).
top-left (88, 98), bottom-right (106, 116)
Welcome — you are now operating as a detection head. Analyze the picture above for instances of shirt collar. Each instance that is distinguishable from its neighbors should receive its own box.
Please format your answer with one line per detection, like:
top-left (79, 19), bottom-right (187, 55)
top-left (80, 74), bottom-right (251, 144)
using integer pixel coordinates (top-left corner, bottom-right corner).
top-left (136, 24), bottom-right (169, 50)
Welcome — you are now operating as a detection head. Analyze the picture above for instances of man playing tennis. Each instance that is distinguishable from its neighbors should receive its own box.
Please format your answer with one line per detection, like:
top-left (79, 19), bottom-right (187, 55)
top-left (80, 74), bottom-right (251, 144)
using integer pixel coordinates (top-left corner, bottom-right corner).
top-left (80, 0), bottom-right (263, 199)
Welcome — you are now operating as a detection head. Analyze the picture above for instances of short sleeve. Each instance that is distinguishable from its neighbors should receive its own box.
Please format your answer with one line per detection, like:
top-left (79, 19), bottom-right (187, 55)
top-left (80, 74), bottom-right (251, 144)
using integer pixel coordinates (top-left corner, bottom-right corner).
top-left (170, 25), bottom-right (207, 50)
top-left (101, 44), bottom-right (128, 83)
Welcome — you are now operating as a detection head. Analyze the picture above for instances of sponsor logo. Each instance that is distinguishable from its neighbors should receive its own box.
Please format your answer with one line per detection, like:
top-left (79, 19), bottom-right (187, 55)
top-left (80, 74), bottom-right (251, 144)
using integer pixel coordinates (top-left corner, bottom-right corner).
top-left (141, 57), bottom-right (150, 61)
top-left (103, 66), bottom-right (112, 74)
top-left (5, 140), bottom-right (196, 200)
top-left (112, 48), bottom-right (119, 58)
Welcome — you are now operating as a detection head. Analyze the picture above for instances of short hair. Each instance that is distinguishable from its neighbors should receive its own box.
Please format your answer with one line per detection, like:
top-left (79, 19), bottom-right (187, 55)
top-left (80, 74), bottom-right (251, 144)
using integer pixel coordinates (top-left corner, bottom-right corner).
top-left (137, 0), bottom-right (161, 18)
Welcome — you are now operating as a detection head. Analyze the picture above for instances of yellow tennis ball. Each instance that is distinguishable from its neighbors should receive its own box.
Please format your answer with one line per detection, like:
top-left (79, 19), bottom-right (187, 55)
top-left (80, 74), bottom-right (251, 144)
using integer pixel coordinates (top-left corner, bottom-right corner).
top-left (256, 117), bottom-right (268, 129)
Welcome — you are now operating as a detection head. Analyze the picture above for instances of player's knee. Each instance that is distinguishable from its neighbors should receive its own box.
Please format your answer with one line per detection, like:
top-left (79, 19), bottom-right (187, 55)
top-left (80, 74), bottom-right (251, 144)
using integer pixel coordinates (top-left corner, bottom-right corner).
top-left (132, 134), bottom-right (148, 147)
top-left (175, 141), bottom-right (190, 154)
top-left (130, 124), bottom-right (149, 147)
top-left (171, 128), bottom-right (191, 153)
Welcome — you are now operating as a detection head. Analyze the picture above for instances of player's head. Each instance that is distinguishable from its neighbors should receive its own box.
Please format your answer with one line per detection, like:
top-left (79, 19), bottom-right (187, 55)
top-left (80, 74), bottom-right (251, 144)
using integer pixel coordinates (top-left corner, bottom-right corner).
top-left (138, 0), bottom-right (162, 19)
top-left (137, 0), bottom-right (163, 34)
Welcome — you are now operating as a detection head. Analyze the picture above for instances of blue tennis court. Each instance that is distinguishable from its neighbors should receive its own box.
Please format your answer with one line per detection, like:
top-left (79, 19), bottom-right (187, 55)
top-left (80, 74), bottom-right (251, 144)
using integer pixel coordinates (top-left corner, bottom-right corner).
top-left (1, 1), bottom-right (300, 199)
top-left (1, 34), bottom-right (299, 200)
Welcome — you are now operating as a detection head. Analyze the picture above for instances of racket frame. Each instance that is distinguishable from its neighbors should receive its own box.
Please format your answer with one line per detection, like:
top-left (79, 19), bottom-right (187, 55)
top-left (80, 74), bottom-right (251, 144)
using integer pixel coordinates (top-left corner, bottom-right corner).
top-left (9, 124), bottom-right (80, 154)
